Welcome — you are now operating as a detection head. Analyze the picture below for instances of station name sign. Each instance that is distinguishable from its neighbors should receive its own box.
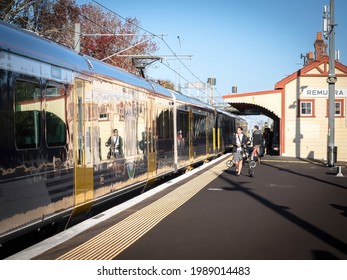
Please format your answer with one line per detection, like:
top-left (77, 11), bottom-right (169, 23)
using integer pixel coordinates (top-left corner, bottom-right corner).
top-left (302, 88), bottom-right (347, 98)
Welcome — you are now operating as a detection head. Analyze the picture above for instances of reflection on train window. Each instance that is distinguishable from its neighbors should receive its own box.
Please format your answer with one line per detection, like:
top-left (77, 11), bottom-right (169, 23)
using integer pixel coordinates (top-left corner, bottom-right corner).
top-left (157, 108), bottom-right (173, 139)
top-left (193, 115), bottom-right (206, 143)
top-left (45, 84), bottom-right (67, 147)
top-left (14, 80), bottom-right (41, 149)
top-left (177, 111), bottom-right (189, 138)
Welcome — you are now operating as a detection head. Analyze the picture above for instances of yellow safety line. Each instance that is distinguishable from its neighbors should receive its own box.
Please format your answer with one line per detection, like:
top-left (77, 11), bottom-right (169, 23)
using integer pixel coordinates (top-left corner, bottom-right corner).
top-left (57, 163), bottom-right (225, 260)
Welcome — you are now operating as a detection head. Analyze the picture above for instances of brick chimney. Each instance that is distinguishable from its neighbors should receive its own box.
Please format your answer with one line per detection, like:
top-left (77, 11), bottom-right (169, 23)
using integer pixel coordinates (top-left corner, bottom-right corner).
top-left (305, 51), bottom-right (314, 65)
top-left (314, 32), bottom-right (327, 60)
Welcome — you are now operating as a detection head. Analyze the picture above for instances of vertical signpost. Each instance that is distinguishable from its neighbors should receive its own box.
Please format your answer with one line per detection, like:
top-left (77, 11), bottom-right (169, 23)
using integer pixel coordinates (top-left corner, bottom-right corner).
top-left (207, 77), bottom-right (216, 105)
top-left (323, 0), bottom-right (337, 166)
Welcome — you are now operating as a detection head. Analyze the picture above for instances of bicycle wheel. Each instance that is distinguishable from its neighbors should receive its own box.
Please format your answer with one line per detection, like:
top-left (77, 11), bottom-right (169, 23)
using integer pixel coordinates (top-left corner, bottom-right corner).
top-left (249, 167), bottom-right (254, 177)
top-left (249, 160), bottom-right (257, 168)
top-left (226, 160), bottom-right (234, 167)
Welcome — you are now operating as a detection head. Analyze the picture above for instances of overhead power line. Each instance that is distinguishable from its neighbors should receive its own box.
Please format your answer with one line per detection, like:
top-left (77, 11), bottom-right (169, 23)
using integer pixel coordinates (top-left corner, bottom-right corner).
top-left (90, 0), bottom-right (225, 103)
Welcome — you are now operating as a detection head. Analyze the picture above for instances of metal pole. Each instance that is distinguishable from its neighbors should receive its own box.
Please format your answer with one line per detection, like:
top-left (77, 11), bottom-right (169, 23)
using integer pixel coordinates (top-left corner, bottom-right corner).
top-left (74, 23), bottom-right (81, 52)
top-left (327, 0), bottom-right (336, 167)
top-left (177, 36), bottom-right (182, 92)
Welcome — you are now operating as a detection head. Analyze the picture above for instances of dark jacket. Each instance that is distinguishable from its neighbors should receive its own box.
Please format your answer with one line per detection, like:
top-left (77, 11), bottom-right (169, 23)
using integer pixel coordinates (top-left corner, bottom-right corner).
top-left (231, 133), bottom-right (249, 153)
top-left (252, 130), bottom-right (263, 146)
top-left (106, 135), bottom-right (123, 157)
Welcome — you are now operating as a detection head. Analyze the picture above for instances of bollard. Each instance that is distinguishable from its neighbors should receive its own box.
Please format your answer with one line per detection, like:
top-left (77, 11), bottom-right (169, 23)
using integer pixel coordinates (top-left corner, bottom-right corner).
top-left (336, 166), bottom-right (344, 177)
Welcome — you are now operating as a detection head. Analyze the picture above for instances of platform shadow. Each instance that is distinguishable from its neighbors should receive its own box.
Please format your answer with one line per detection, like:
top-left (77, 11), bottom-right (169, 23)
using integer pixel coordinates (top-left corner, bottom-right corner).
top-left (261, 162), bottom-right (347, 190)
top-left (218, 169), bottom-right (347, 259)
top-left (330, 204), bottom-right (347, 218)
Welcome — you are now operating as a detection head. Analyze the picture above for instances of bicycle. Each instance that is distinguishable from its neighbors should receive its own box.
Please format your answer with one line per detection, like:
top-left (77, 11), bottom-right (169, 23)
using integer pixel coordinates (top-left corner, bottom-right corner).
top-left (226, 147), bottom-right (258, 177)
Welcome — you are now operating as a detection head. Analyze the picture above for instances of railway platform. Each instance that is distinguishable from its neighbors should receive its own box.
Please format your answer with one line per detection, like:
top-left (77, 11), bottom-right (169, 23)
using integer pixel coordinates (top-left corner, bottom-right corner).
top-left (6, 154), bottom-right (347, 260)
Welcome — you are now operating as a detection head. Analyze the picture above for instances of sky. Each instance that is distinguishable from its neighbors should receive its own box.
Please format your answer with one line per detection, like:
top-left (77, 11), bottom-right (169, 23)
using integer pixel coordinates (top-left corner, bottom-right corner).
top-left (76, 0), bottom-right (347, 104)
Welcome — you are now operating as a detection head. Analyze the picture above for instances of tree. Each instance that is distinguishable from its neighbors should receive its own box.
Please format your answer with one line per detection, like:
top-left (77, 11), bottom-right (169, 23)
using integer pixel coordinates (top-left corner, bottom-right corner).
top-left (1, 1), bottom-right (158, 74)
top-left (40, 0), bottom-right (80, 46)
top-left (0, 0), bottom-right (79, 46)
top-left (0, 0), bottom-right (52, 29)
top-left (79, 3), bottom-right (158, 74)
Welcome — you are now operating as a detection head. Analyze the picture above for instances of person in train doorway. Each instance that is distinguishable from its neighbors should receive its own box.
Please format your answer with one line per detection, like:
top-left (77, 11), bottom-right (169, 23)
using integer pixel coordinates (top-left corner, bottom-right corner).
top-left (177, 130), bottom-right (184, 155)
top-left (106, 129), bottom-right (123, 159)
top-left (252, 125), bottom-right (263, 164)
top-left (231, 126), bottom-right (250, 176)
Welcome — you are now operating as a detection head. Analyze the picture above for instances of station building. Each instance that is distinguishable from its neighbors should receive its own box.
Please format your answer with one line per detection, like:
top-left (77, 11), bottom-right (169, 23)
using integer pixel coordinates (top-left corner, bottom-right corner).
top-left (223, 32), bottom-right (347, 162)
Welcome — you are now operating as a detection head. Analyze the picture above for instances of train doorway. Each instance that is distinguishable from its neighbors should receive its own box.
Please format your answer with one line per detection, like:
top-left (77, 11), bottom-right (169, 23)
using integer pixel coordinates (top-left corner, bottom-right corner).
top-left (72, 79), bottom-right (94, 216)
top-left (147, 96), bottom-right (157, 181)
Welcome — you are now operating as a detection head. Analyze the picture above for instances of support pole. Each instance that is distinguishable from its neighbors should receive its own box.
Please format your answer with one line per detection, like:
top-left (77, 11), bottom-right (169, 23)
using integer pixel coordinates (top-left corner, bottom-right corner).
top-left (326, 0), bottom-right (337, 167)
top-left (74, 23), bottom-right (81, 52)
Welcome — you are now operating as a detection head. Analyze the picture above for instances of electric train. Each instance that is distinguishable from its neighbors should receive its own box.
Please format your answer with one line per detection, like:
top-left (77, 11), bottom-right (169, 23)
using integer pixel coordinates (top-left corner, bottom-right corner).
top-left (0, 20), bottom-right (247, 246)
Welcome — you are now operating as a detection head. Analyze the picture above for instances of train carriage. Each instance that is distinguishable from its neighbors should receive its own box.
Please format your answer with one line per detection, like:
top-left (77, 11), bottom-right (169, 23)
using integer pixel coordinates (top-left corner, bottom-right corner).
top-left (0, 20), bottom-right (246, 246)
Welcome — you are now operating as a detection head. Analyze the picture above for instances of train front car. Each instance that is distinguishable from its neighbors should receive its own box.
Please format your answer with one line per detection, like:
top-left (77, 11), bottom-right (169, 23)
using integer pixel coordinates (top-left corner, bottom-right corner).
top-left (0, 20), bottom-right (88, 245)
top-left (0, 20), bottom-right (154, 248)
top-left (0, 20), bottom-right (180, 249)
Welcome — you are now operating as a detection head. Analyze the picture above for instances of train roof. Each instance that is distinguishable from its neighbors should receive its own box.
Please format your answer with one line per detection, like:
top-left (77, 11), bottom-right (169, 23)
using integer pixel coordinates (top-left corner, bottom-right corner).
top-left (171, 90), bottom-right (216, 111)
top-left (148, 81), bottom-right (175, 99)
top-left (0, 20), bottom-right (88, 72)
top-left (216, 108), bottom-right (247, 120)
top-left (86, 56), bottom-right (153, 91)
top-left (0, 20), bottom-right (154, 91)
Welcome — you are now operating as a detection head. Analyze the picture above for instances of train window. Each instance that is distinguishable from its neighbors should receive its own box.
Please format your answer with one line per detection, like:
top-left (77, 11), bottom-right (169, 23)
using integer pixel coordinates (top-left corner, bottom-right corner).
top-left (163, 109), bottom-right (171, 139)
top-left (177, 110), bottom-right (189, 138)
top-left (157, 107), bottom-right (165, 139)
top-left (193, 115), bottom-right (206, 140)
top-left (14, 80), bottom-right (42, 149)
top-left (45, 84), bottom-right (67, 147)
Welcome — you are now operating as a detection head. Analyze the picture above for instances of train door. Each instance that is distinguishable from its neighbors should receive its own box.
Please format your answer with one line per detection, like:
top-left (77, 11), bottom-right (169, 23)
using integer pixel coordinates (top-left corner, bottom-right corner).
top-left (208, 112), bottom-right (216, 155)
top-left (72, 79), bottom-right (94, 215)
top-left (147, 96), bottom-right (157, 181)
top-left (213, 118), bottom-right (219, 154)
top-left (216, 115), bottom-right (221, 152)
top-left (206, 115), bottom-right (211, 155)
top-left (189, 108), bottom-right (194, 161)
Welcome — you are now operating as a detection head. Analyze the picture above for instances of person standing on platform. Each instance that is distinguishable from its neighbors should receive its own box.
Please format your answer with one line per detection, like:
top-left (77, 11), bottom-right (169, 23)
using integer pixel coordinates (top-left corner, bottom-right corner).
top-left (231, 126), bottom-right (249, 176)
top-left (263, 126), bottom-right (272, 155)
top-left (252, 125), bottom-right (263, 163)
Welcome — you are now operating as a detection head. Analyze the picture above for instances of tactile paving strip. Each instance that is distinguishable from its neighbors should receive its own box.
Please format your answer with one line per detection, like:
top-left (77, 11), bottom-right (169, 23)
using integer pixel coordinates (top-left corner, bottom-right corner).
top-left (57, 163), bottom-right (225, 260)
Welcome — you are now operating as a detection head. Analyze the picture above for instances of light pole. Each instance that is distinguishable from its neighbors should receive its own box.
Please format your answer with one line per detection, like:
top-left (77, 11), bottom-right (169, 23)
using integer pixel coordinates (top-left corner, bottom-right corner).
top-left (207, 77), bottom-right (216, 105)
top-left (177, 36), bottom-right (182, 92)
top-left (323, 0), bottom-right (337, 166)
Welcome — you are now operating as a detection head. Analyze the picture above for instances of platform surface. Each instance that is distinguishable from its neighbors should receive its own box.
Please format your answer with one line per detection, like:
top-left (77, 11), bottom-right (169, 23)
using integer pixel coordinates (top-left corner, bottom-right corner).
top-left (7, 155), bottom-right (347, 260)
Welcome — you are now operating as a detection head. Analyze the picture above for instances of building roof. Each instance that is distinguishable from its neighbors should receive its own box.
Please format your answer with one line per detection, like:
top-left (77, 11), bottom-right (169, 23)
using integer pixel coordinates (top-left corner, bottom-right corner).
top-left (275, 56), bottom-right (347, 90)
top-left (222, 56), bottom-right (347, 117)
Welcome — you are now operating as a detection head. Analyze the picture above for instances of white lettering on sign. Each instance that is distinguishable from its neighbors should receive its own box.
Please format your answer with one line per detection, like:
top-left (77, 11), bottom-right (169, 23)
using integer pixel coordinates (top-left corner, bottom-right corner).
top-left (302, 88), bottom-right (347, 98)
